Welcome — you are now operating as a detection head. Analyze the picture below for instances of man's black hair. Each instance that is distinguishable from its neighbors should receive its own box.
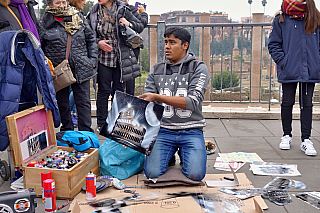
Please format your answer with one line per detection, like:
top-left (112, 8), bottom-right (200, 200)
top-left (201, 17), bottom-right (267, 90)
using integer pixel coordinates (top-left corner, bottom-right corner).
top-left (164, 26), bottom-right (191, 51)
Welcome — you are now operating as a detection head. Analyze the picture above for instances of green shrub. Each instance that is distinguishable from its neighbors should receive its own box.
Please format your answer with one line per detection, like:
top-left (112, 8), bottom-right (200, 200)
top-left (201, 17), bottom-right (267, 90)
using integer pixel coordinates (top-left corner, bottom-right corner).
top-left (212, 71), bottom-right (240, 90)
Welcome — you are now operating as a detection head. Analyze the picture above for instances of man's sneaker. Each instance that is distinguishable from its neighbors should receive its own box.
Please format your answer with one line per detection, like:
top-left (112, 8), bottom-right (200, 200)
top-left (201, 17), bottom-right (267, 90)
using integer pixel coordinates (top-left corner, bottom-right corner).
top-left (300, 139), bottom-right (317, 156)
top-left (279, 135), bottom-right (292, 150)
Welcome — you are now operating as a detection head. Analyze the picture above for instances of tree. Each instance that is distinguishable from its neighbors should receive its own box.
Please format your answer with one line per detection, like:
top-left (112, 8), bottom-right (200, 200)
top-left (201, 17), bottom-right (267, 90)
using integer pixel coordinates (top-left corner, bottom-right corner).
top-left (212, 71), bottom-right (240, 90)
top-left (82, 0), bottom-right (94, 16)
top-left (40, 0), bottom-right (47, 18)
top-left (140, 47), bottom-right (149, 72)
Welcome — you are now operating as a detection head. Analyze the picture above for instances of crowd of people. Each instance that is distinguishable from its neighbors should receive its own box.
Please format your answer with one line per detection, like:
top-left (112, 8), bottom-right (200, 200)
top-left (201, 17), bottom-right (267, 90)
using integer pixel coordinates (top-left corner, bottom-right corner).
top-left (1, 0), bottom-right (319, 182)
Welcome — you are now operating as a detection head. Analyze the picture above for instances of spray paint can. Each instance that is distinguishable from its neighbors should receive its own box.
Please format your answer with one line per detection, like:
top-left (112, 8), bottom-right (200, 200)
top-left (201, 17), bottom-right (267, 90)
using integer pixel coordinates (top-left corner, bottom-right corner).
top-left (86, 171), bottom-right (96, 200)
top-left (43, 179), bottom-right (56, 212)
top-left (41, 171), bottom-right (52, 203)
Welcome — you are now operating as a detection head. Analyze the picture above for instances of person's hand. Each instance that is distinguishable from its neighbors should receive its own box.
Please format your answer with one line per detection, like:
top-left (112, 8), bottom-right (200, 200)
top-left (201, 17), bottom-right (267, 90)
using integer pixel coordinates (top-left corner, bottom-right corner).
top-left (98, 40), bottom-right (112, 52)
top-left (119, 17), bottom-right (130, 27)
top-left (138, 93), bottom-right (158, 102)
top-left (137, 5), bottom-right (145, 14)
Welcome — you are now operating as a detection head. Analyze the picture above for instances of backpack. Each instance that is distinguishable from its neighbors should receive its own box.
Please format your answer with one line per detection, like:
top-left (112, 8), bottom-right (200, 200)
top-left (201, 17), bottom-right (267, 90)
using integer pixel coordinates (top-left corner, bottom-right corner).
top-left (56, 131), bottom-right (100, 151)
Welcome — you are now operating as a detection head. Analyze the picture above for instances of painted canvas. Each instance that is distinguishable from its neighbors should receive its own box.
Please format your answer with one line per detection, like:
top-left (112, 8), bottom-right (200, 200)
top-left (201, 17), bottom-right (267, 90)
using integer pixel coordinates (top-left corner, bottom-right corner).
top-left (105, 91), bottom-right (164, 155)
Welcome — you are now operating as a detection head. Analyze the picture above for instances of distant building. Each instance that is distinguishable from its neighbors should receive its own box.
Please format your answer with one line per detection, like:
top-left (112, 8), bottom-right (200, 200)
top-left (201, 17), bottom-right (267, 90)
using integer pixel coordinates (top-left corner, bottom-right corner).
top-left (240, 15), bottom-right (273, 23)
top-left (160, 10), bottom-right (231, 24)
top-left (160, 10), bottom-right (232, 42)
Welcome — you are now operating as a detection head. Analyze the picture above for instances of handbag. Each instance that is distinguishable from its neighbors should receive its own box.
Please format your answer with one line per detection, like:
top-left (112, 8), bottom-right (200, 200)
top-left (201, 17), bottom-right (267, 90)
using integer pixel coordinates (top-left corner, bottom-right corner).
top-left (119, 7), bottom-right (143, 49)
top-left (52, 34), bottom-right (76, 92)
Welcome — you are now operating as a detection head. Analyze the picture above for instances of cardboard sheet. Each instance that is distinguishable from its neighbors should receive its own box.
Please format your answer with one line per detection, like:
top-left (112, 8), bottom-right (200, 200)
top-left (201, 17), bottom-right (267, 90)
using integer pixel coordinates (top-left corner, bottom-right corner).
top-left (69, 172), bottom-right (268, 213)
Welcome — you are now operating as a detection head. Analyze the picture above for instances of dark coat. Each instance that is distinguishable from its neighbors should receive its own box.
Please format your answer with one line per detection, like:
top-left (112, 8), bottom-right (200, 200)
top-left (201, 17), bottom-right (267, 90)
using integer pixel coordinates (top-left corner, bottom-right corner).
top-left (0, 30), bottom-right (61, 151)
top-left (268, 14), bottom-right (320, 83)
top-left (87, 0), bottom-right (143, 82)
top-left (0, 4), bottom-right (22, 33)
top-left (39, 11), bottom-right (98, 83)
top-left (0, 0), bottom-right (39, 33)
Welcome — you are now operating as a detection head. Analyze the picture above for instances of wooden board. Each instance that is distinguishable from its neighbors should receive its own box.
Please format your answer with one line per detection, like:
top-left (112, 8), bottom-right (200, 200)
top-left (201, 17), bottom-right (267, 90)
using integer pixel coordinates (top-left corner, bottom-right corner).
top-left (23, 146), bottom-right (99, 199)
top-left (6, 105), bottom-right (56, 167)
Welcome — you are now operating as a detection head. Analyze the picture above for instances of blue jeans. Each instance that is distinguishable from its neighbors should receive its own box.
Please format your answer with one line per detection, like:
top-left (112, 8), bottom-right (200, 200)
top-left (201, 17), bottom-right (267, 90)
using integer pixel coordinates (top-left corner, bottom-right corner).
top-left (69, 86), bottom-right (76, 114)
top-left (144, 128), bottom-right (207, 181)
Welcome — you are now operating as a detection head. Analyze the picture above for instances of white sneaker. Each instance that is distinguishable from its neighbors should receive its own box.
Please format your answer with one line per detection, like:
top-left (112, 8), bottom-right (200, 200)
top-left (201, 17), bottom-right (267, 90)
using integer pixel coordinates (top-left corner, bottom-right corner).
top-left (279, 135), bottom-right (292, 150)
top-left (300, 139), bottom-right (317, 156)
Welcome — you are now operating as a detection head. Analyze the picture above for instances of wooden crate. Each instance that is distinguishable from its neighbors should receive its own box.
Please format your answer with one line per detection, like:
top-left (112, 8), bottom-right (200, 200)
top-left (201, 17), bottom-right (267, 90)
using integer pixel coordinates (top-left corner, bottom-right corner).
top-left (6, 105), bottom-right (100, 199)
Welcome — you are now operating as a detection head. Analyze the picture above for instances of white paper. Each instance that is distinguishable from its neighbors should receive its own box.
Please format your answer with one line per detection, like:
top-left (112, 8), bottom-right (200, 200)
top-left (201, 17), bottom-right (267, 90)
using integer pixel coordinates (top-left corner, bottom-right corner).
top-left (218, 152), bottom-right (263, 163)
top-left (250, 164), bottom-right (301, 176)
top-left (205, 166), bottom-right (240, 187)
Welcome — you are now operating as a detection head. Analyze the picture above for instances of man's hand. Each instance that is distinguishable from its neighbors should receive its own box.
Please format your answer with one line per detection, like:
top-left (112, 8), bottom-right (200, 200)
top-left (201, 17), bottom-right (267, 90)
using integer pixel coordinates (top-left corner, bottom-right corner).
top-left (98, 40), bottom-right (112, 52)
top-left (139, 93), bottom-right (187, 109)
top-left (138, 93), bottom-right (159, 102)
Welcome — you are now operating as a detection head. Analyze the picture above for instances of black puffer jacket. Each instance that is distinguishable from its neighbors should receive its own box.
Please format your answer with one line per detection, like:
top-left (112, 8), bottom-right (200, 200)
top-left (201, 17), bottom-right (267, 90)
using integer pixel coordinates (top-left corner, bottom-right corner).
top-left (39, 11), bottom-right (98, 83)
top-left (87, 0), bottom-right (143, 82)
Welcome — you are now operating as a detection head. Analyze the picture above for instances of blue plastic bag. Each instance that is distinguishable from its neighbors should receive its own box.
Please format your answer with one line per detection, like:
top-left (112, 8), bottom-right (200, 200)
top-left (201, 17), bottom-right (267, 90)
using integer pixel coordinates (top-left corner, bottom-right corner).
top-left (99, 138), bottom-right (145, 180)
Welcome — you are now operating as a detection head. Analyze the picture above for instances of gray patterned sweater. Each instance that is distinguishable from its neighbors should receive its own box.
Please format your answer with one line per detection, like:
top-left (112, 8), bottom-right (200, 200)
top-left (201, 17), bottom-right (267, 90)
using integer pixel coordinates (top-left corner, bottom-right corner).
top-left (144, 53), bottom-right (209, 130)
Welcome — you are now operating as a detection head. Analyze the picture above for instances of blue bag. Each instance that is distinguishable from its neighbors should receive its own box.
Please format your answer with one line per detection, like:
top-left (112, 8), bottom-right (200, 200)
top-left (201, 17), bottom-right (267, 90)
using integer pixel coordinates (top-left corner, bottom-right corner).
top-left (56, 131), bottom-right (100, 151)
top-left (99, 138), bottom-right (145, 180)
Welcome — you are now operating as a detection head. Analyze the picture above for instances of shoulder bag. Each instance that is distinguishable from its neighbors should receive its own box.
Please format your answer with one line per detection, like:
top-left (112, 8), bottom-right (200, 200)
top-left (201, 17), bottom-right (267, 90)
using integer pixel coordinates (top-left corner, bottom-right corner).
top-left (52, 34), bottom-right (76, 92)
top-left (119, 7), bottom-right (143, 49)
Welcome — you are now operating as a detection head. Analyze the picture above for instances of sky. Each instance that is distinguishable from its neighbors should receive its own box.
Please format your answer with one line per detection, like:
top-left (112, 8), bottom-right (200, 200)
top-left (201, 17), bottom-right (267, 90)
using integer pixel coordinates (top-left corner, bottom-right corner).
top-left (134, 0), bottom-right (320, 22)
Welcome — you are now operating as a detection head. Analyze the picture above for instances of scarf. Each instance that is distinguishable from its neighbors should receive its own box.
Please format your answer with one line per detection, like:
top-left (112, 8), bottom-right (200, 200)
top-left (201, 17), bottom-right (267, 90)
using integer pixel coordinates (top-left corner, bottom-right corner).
top-left (9, 0), bottom-right (40, 42)
top-left (46, 5), bottom-right (83, 35)
top-left (283, 0), bottom-right (306, 18)
top-left (99, 2), bottom-right (117, 35)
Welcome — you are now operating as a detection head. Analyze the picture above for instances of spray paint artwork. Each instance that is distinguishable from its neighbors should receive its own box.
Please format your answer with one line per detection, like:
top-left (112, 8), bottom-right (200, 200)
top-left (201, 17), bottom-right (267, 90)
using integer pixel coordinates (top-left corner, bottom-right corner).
top-left (106, 91), bottom-right (164, 155)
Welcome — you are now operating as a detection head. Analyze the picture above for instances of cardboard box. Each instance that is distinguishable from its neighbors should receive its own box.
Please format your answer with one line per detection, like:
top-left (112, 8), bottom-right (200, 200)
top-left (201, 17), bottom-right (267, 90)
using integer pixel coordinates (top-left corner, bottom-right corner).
top-left (69, 172), bottom-right (268, 213)
top-left (6, 105), bottom-right (100, 199)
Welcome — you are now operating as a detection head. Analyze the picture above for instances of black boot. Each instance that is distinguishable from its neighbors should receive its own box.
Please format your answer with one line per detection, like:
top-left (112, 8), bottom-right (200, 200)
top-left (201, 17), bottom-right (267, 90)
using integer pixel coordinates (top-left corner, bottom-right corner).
top-left (168, 155), bottom-right (176, 166)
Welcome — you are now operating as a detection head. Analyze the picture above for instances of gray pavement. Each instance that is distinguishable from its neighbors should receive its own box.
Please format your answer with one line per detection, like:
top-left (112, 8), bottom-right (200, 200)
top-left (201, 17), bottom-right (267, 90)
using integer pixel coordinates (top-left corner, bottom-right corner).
top-left (1, 118), bottom-right (320, 212)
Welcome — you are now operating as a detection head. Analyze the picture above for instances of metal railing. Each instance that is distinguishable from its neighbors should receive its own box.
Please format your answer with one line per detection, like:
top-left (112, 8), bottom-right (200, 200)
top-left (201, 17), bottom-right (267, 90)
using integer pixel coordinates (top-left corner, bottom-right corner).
top-left (91, 22), bottom-right (320, 110)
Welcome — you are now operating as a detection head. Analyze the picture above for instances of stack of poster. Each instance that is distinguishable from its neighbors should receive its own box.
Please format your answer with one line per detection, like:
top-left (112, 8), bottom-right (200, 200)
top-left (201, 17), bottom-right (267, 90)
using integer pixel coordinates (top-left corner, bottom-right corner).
top-left (213, 157), bottom-right (246, 172)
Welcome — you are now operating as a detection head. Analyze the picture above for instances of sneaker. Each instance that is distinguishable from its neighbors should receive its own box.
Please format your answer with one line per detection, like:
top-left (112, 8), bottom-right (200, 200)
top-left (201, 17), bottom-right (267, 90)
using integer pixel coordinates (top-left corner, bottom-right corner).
top-left (279, 135), bottom-right (292, 150)
top-left (96, 126), bottom-right (101, 133)
top-left (300, 139), bottom-right (317, 156)
top-left (71, 113), bottom-right (78, 127)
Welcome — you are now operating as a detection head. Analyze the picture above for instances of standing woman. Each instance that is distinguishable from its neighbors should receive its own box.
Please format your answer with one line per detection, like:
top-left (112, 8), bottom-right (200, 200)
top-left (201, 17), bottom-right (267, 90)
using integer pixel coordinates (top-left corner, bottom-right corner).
top-left (121, 0), bottom-right (148, 96)
top-left (268, 0), bottom-right (320, 155)
top-left (87, 0), bottom-right (144, 130)
top-left (39, 0), bottom-right (98, 132)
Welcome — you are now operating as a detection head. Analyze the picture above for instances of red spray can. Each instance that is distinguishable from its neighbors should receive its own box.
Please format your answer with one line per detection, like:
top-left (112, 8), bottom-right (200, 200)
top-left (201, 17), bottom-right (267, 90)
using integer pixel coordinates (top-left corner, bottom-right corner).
top-left (43, 179), bottom-right (56, 212)
top-left (41, 171), bottom-right (52, 203)
top-left (86, 171), bottom-right (96, 200)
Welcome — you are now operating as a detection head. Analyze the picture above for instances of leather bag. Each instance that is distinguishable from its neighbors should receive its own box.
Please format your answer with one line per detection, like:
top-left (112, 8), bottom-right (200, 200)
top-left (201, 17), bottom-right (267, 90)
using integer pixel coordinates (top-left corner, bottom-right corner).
top-left (119, 23), bottom-right (143, 49)
top-left (119, 7), bottom-right (143, 49)
top-left (52, 34), bottom-right (76, 92)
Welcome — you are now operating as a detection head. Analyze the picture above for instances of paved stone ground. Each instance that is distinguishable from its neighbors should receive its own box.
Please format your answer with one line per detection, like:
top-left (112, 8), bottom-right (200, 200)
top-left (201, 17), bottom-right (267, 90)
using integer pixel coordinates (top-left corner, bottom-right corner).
top-left (1, 117), bottom-right (320, 212)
